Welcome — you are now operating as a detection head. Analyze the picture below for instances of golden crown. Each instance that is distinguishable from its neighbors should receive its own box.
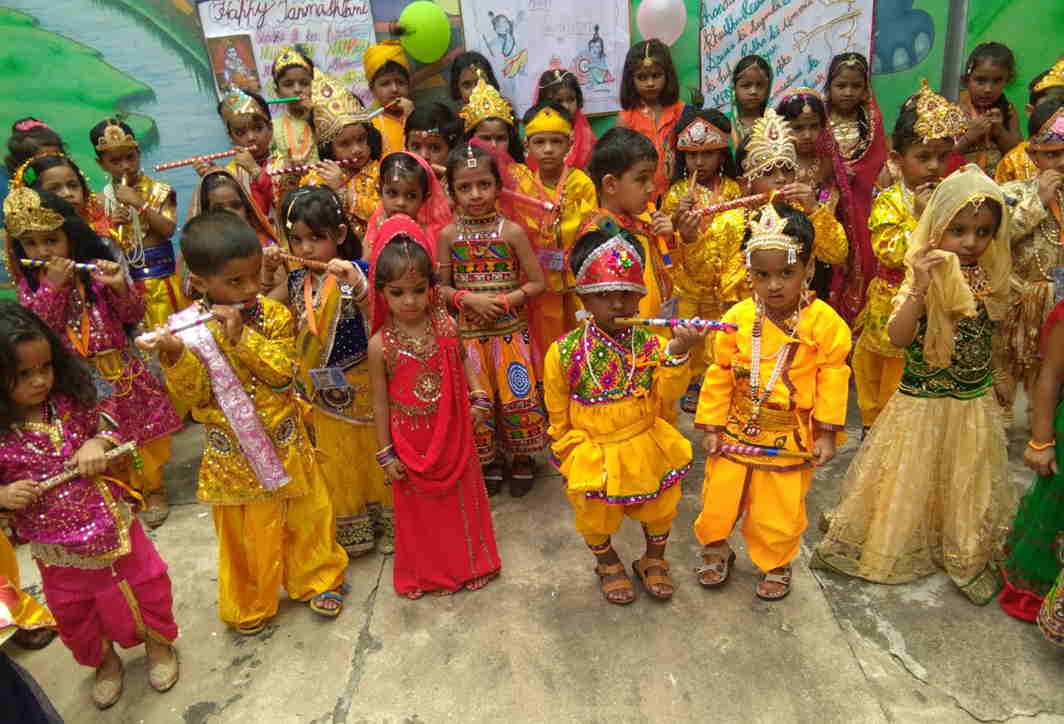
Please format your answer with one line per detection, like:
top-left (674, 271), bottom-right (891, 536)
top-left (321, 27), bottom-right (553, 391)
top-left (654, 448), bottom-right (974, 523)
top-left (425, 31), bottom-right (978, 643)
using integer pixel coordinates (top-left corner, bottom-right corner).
top-left (913, 79), bottom-right (968, 141)
top-left (273, 47), bottom-right (311, 75)
top-left (221, 88), bottom-right (267, 121)
top-left (743, 109), bottom-right (797, 180)
top-left (4, 187), bottom-right (65, 239)
top-left (745, 202), bottom-right (800, 265)
top-left (1034, 58), bottom-right (1064, 94)
top-left (460, 73), bottom-right (513, 132)
top-left (310, 69), bottom-right (371, 143)
top-left (94, 120), bottom-right (138, 153)
top-left (677, 117), bottom-right (728, 152)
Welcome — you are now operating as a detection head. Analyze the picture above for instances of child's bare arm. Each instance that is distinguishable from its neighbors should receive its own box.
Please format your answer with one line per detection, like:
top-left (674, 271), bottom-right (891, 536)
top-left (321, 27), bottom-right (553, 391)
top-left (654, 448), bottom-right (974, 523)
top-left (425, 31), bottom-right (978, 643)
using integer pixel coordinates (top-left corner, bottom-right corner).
top-left (368, 333), bottom-right (406, 483)
top-left (503, 220), bottom-right (545, 303)
top-left (1025, 322), bottom-right (1064, 475)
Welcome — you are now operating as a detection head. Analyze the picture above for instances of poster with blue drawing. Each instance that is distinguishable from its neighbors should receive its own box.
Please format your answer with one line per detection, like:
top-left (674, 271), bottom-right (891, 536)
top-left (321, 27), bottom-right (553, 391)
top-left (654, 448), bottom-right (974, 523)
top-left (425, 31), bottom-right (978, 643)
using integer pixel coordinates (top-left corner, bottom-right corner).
top-left (459, 0), bottom-right (629, 116)
top-left (700, 0), bottom-right (874, 112)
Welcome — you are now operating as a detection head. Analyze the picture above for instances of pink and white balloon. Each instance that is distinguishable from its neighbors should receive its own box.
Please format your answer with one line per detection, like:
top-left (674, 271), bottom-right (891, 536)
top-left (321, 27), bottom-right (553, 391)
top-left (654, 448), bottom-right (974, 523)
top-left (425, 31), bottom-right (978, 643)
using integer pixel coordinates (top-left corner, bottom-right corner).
top-left (636, 0), bottom-right (688, 47)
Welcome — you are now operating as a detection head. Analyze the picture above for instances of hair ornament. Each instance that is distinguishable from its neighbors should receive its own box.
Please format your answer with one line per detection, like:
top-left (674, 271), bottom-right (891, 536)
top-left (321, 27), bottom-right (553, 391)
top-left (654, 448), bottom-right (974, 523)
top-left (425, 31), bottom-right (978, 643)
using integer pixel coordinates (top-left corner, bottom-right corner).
top-left (1029, 106), bottom-right (1064, 151)
top-left (94, 120), bottom-right (138, 153)
top-left (912, 79), bottom-right (968, 141)
top-left (310, 68), bottom-right (372, 143)
top-left (3, 187), bottom-right (65, 239)
top-left (677, 117), bottom-right (728, 152)
top-left (14, 119), bottom-right (50, 133)
top-left (221, 88), bottom-right (269, 121)
top-left (273, 47), bottom-right (312, 75)
top-left (1034, 58), bottom-right (1064, 94)
top-left (745, 202), bottom-right (800, 266)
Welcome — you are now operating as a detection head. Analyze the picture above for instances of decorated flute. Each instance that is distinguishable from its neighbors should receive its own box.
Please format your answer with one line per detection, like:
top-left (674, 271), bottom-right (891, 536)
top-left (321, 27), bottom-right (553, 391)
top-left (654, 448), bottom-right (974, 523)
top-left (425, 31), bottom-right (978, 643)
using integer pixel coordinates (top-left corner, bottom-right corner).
top-left (719, 444), bottom-right (815, 460)
top-left (265, 96), bottom-right (301, 104)
top-left (38, 442), bottom-right (138, 493)
top-left (277, 252), bottom-right (328, 272)
top-left (154, 148), bottom-right (246, 172)
top-left (500, 188), bottom-right (556, 213)
top-left (134, 303), bottom-right (247, 346)
top-left (694, 192), bottom-right (773, 217)
top-left (615, 317), bottom-right (738, 332)
top-left (21, 259), bottom-right (97, 272)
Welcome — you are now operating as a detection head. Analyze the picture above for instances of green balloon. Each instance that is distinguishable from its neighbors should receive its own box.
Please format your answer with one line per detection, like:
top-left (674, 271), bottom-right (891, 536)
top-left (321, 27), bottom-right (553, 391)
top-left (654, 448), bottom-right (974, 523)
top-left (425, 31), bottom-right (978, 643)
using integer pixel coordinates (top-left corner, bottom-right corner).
top-left (398, 1), bottom-right (451, 64)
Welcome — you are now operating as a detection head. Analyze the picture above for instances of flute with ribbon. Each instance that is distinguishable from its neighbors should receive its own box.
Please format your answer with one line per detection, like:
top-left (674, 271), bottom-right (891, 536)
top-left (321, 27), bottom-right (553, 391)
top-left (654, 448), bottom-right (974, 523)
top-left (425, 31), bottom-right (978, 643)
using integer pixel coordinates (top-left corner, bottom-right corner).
top-left (38, 442), bottom-right (138, 493)
top-left (719, 444), bottom-right (815, 460)
top-left (615, 317), bottom-right (738, 332)
top-left (154, 148), bottom-right (249, 172)
top-left (693, 192), bottom-right (773, 217)
top-left (134, 303), bottom-right (247, 346)
top-left (21, 259), bottom-right (97, 272)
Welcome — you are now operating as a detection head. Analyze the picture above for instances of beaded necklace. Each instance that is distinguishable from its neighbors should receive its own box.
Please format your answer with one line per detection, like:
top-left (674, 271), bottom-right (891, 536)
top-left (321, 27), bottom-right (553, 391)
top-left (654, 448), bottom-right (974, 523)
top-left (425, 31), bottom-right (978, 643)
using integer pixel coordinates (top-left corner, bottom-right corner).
top-left (744, 300), bottom-right (800, 437)
top-left (961, 264), bottom-right (991, 298)
top-left (1033, 188), bottom-right (1064, 281)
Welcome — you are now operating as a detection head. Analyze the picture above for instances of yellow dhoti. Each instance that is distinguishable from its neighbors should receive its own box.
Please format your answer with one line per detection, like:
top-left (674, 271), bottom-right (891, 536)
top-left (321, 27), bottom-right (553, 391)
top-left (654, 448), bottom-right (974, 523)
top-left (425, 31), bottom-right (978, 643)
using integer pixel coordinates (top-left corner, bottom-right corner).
top-left (852, 341), bottom-right (905, 428)
top-left (568, 484), bottom-right (681, 546)
top-left (0, 533), bottom-right (55, 631)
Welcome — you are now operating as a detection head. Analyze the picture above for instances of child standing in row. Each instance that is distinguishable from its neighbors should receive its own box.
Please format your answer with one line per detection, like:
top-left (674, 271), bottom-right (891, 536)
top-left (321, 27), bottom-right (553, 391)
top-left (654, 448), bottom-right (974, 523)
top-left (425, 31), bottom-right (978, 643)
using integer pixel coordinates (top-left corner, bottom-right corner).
top-left (364, 41), bottom-right (415, 157)
top-left (7, 187), bottom-right (180, 526)
top-left (815, 166), bottom-right (1017, 604)
top-left (437, 143), bottom-right (547, 496)
top-left (533, 69), bottom-right (597, 171)
top-left (729, 55), bottom-right (772, 149)
top-left (450, 51), bottom-right (500, 107)
top-left (694, 203), bottom-right (851, 601)
top-left (19, 153), bottom-right (115, 252)
top-left (271, 47), bottom-right (318, 166)
top-left (544, 226), bottom-right (705, 604)
top-left (142, 212), bottom-right (349, 633)
top-left (0, 302), bottom-right (178, 709)
top-left (461, 74), bottom-right (525, 163)
top-left (368, 217), bottom-right (501, 598)
top-left (956, 43), bottom-right (1021, 178)
top-left (995, 60), bottom-right (1064, 185)
top-left (853, 82), bottom-right (967, 431)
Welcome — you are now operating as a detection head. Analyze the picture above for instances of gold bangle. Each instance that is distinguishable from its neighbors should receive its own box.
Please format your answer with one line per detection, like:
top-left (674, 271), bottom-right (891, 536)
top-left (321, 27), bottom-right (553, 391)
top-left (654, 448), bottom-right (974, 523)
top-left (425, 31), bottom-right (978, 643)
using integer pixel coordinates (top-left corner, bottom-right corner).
top-left (1028, 439), bottom-right (1056, 451)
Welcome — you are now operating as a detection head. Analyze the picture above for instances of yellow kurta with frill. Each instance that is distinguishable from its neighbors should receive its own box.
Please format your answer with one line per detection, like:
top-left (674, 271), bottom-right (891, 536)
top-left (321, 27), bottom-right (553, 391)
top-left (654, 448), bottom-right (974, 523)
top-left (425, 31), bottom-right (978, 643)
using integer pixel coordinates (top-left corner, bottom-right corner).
top-left (544, 323), bottom-right (692, 542)
top-left (995, 141), bottom-right (1037, 184)
top-left (292, 269), bottom-right (384, 555)
top-left (0, 532), bottom-right (55, 632)
top-left (372, 112), bottom-right (405, 157)
top-left (693, 298), bottom-right (851, 572)
top-left (853, 182), bottom-right (917, 426)
top-left (510, 164), bottom-right (597, 362)
top-left (163, 297), bottom-right (346, 628)
top-left (301, 160), bottom-right (380, 239)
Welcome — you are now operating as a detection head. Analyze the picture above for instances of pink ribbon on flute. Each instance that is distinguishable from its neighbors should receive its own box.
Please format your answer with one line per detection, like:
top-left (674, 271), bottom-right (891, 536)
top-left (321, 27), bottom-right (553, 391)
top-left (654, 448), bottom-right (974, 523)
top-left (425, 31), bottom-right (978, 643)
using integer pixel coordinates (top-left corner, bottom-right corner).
top-left (719, 444), bottom-right (814, 460)
top-left (135, 303), bottom-right (247, 346)
top-left (154, 147), bottom-right (248, 172)
top-left (693, 191), bottom-right (774, 217)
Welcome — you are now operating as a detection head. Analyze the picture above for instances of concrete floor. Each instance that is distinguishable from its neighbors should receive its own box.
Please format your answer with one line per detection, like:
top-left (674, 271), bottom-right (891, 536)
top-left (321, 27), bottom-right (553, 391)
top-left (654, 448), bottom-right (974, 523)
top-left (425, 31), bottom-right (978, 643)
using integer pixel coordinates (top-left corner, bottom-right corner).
top-left (6, 392), bottom-right (1064, 723)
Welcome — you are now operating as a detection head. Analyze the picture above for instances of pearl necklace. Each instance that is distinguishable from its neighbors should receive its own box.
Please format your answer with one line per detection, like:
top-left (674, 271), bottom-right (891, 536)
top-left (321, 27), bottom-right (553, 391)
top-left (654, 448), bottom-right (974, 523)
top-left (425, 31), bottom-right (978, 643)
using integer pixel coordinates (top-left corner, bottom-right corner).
top-left (744, 300), bottom-right (799, 437)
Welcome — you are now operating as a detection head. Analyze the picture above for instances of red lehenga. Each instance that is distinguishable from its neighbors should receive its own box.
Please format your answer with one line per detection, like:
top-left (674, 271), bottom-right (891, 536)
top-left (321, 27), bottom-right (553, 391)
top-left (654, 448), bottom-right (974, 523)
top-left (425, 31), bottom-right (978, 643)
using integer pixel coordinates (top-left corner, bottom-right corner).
top-left (381, 308), bottom-right (502, 596)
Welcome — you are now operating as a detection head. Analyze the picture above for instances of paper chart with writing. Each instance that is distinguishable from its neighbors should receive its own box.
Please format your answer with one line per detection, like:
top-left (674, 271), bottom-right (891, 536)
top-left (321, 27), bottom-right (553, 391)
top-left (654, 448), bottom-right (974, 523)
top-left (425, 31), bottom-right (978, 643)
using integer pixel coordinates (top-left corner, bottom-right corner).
top-left (700, 0), bottom-right (874, 112)
top-left (197, 0), bottom-right (377, 106)
top-left (458, 0), bottom-right (629, 116)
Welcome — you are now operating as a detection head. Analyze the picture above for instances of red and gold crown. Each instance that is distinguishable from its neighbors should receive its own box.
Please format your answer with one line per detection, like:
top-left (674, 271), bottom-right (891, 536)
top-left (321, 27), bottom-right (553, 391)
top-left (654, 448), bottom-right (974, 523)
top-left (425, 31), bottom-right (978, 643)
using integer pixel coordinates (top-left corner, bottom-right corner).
top-left (94, 120), bottom-right (138, 153)
top-left (913, 79), bottom-right (968, 141)
top-left (311, 69), bottom-right (371, 143)
top-left (459, 73), bottom-right (513, 132)
top-left (574, 233), bottom-right (646, 295)
top-left (1030, 107), bottom-right (1064, 151)
top-left (677, 117), bottom-right (728, 152)
top-left (742, 109), bottom-right (796, 179)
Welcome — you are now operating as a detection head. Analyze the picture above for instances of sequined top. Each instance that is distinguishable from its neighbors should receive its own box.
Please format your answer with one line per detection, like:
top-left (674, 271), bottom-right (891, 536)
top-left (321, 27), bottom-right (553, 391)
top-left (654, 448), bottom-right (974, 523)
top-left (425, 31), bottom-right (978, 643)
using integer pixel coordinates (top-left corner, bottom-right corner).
top-left (301, 160), bottom-right (380, 237)
top-left (898, 303), bottom-right (993, 400)
top-left (830, 116), bottom-right (867, 160)
top-left (1003, 178), bottom-right (1062, 285)
top-left (289, 267), bottom-right (369, 370)
top-left (111, 174), bottom-right (176, 252)
top-left (0, 394), bottom-right (132, 569)
top-left (995, 141), bottom-right (1038, 185)
top-left (858, 183), bottom-right (919, 358)
top-left (162, 297), bottom-right (311, 505)
top-left (661, 176), bottom-right (743, 299)
top-left (451, 217), bottom-right (524, 338)
top-left (20, 277), bottom-right (144, 357)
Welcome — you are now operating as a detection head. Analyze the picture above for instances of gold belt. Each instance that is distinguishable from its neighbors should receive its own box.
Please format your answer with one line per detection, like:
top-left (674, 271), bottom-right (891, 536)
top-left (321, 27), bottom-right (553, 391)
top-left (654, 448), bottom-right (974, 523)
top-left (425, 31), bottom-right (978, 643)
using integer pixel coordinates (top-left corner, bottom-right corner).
top-left (729, 395), bottom-right (797, 432)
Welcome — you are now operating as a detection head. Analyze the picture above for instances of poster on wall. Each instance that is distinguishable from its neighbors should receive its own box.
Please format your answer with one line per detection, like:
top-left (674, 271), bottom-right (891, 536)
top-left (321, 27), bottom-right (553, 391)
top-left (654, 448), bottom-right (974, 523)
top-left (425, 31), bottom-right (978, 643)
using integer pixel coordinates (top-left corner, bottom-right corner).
top-left (196, 0), bottom-right (377, 105)
top-left (458, 0), bottom-right (629, 116)
top-left (700, 0), bottom-right (874, 111)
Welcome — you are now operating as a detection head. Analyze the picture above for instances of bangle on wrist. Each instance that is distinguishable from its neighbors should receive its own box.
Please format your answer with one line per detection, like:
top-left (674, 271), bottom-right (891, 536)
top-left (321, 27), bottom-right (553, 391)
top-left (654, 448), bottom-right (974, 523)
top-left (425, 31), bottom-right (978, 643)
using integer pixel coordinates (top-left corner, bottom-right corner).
top-left (374, 444), bottom-right (397, 467)
top-left (1028, 439), bottom-right (1056, 451)
top-left (453, 290), bottom-right (470, 310)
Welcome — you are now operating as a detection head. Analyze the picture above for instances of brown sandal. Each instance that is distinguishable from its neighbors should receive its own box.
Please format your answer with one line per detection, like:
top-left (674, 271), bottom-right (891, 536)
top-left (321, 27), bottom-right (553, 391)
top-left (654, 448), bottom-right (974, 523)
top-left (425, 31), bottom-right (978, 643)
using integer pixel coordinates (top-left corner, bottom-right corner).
top-left (696, 548), bottom-right (736, 588)
top-left (595, 561), bottom-right (635, 605)
top-left (756, 566), bottom-right (792, 601)
top-left (632, 557), bottom-right (674, 600)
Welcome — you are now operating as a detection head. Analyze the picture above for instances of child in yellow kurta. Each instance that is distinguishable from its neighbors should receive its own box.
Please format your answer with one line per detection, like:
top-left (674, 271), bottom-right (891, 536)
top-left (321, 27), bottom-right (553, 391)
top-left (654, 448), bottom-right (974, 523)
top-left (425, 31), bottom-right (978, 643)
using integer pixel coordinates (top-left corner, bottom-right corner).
top-left (584, 127), bottom-right (676, 321)
top-left (854, 82), bottom-right (967, 430)
top-left (141, 212), bottom-right (348, 634)
top-left (996, 61), bottom-right (1064, 184)
top-left (0, 533), bottom-right (56, 649)
top-left (300, 70), bottom-right (382, 240)
top-left (363, 41), bottom-right (414, 157)
top-left (271, 47), bottom-right (319, 167)
top-left (712, 109), bottom-right (848, 307)
top-left (662, 108), bottom-right (743, 411)
top-left (544, 225), bottom-right (705, 605)
top-left (694, 202), bottom-right (851, 601)
top-left (510, 101), bottom-right (597, 372)
top-left (262, 186), bottom-right (388, 557)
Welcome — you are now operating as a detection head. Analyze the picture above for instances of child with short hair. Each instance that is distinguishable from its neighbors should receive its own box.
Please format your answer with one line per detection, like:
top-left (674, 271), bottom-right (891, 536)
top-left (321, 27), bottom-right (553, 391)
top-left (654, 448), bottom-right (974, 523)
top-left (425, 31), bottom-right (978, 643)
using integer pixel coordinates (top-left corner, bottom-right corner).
top-left (301, 70), bottom-right (383, 240)
top-left (729, 55), bottom-right (772, 148)
top-left (139, 212), bottom-right (349, 633)
top-left (364, 41), bottom-right (416, 156)
top-left (367, 217), bottom-right (501, 598)
top-left (997, 60), bottom-right (1064, 184)
top-left (510, 101), bottom-right (597, 368)
top-left (618, 39), bottom-right (687, 202)
top-left (694, 202), bottom-right (850, 601)
top-left (450, 51), bottom-right (500, 107)
top-left (438, 143), bottom-right (546, 496)
top-left (534, 69), bottom-right (597, 171)
top-left (0, 300), bottom-right (179, 710)
top-left (91, 119), bottom-right (186, 331)
top-left (853, 82), bottom-right (967, 431)
top-left (404, 103), bottom-right (460, 173)
top-left (6, 187), bottom-right (181, 526)
top-left (662, 108), bottom-right (742, 412)
top-left (271, 47), bottom-right (318, 166)
top-left (815, 166), bottom-right (1017, 605)
top-left (956, 42), bottom-right (1022, 177)
top-left (544, 225), bottom-right (705, 604)
top-left (460, 74), bottom-right (525, 163)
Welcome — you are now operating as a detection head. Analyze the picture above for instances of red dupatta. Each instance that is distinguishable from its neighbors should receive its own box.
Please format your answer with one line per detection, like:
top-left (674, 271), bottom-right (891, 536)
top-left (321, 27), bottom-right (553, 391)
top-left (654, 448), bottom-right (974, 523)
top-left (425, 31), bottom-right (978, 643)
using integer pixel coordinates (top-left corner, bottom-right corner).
top-left (364, 152), bottom-right (453, 260)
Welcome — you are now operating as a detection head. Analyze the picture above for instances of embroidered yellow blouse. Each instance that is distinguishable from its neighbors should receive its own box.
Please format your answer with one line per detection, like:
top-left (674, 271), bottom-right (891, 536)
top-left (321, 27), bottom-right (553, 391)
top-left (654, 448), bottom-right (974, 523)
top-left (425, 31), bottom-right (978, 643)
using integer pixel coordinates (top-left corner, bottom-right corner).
top-left (661, 176), bottom-right (743, 301)
top-left (163, 297), bottom-right (311, 506)
top-left (543, 324), bottom-right (692, 501)
top-left (714, 202), bottom-right (849, 303)
top-left (510, 164), bottom-right (597, 293)
top-left (857, 183), bottom-right (918, 357)
top-left (695, 298), bottom-right (851, 469)
top-left (301, 160), bottom-right (381, 237)
top-left (112, 174), bottom-right (175, 253)
top-left (372, 113), bottom-right (405, 157)
top-left (995, 141), bottom-right (1037, 185)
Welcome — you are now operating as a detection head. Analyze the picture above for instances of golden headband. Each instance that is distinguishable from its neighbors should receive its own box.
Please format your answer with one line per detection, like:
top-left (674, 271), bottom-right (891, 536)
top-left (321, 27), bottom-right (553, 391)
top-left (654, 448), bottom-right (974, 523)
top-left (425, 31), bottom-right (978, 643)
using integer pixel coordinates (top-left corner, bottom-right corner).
top-left (94, 121), bottom-right (138, 153)
top-left (745, 203), bottom-right (800, 266)
top-left (274, 47), bottom-right (311, 75)
top-left (525, 106), bottom-right (572, 137)
top-left (912, 79), bottom-right (968, 141)
top-left (1034, 58), bottom-right (1064, 94)
top-left (459, 73), bottom-right (513, 132)
top-left (677, 117), bottom-right (728, 152)
top-left (4, 187), bottom-right (65, 239)
top-left (222, 88), bottom-right (269, 121)
top-left (539, 68), bottom-right (573, 89)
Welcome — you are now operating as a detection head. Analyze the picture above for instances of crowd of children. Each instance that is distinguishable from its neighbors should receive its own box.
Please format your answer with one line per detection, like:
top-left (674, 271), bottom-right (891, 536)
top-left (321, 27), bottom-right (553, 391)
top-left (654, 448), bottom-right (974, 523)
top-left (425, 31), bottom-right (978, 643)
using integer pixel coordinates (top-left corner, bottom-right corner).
top-left (3, 33), bottom-right (1064, 714)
